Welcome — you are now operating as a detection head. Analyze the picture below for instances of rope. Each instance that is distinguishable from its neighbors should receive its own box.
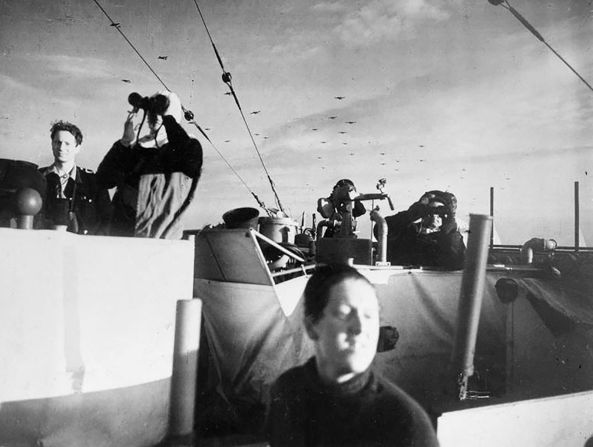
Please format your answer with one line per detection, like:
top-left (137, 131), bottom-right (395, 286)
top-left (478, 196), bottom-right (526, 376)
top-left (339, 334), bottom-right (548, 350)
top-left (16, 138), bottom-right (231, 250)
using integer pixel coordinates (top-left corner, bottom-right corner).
top-left (190, 0), bottom-right (286, 214)
top-left (495, 0), bottom-right (593, 95)
top-left (91, 0), bottom-right (170, 92)
top-left (186, 120), bottom-right (269, 210)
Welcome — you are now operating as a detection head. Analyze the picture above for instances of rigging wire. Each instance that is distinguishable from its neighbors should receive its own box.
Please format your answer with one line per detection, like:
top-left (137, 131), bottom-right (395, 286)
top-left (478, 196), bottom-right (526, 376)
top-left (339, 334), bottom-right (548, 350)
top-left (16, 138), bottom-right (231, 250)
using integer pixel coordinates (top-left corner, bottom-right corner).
top-left (190, 0), bottom-right (286, 215)
top-left (90, 0), bottom-right (268, 210)
top-left (490, 0), bottom-right (593, 95)
top-left (91, 0), bottom-right (170, 92)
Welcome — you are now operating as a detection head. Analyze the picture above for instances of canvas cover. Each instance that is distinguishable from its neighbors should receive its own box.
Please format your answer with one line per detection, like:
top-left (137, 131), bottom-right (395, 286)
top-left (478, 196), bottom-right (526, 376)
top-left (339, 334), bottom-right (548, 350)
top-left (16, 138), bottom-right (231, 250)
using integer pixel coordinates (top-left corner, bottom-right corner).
top-left (195, 265), bottom-right (593, 432)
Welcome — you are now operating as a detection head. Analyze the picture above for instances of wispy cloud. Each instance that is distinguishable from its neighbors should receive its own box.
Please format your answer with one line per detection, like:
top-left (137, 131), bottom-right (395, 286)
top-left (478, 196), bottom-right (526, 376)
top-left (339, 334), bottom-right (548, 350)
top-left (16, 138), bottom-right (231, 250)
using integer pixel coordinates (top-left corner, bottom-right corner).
top-left (0, 73), bottom-right (38, 94)
top-left (22, 53), bottom-right (115, 80)
top-left (331, 0), bottom-right (452, 47)
top-left (311, 1), bottom-right (348, 14)
top-left (267, 28), bottom-right (325, 61)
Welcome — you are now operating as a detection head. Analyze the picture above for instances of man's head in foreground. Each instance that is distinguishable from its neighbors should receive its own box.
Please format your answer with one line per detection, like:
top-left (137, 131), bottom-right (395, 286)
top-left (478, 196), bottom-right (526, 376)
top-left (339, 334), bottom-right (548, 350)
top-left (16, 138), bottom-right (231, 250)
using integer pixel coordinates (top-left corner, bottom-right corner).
top-left (303, 263), bottom-right (379, 384)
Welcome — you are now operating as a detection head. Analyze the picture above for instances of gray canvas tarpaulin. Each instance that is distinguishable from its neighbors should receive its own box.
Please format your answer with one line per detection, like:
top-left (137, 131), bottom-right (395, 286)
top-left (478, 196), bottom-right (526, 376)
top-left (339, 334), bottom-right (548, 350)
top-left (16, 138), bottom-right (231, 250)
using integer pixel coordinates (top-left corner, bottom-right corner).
top-left (195, 266), bottom-right (593, 431)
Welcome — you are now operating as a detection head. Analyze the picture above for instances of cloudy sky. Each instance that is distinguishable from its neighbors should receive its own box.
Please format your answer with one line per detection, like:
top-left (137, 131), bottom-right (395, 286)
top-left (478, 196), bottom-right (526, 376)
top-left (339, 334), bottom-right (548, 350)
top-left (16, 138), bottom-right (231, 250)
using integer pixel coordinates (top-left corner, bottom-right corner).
top-left (1, 0), bottom-right (592, 245)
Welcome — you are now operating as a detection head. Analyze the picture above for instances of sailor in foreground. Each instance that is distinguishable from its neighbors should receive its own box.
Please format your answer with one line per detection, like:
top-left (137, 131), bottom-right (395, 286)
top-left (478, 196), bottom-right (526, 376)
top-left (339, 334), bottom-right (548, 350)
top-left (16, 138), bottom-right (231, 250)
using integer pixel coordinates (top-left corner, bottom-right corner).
top-left (97, 90), bottom-right (202, 239)
top-left (379, 190), bottom-right (465, 269)
top-left (266, 263), bottom-right (439, 446)
top-left (39, 121), bottom-right (111, 234)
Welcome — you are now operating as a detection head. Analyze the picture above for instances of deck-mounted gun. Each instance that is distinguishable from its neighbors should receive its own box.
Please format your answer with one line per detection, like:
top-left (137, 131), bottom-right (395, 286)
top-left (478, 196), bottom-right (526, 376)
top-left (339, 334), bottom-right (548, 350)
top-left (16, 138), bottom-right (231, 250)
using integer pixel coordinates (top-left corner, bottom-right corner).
top-left (315, 178), bottom-right (394, 265)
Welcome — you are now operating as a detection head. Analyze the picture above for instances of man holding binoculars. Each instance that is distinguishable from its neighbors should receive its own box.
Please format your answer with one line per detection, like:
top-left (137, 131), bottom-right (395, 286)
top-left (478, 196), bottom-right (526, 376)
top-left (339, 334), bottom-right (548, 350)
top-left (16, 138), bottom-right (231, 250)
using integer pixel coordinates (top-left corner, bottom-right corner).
top-left (376, 190), bottom-right (466, 269)
top-left (96, 90), bottom-right (203, 239)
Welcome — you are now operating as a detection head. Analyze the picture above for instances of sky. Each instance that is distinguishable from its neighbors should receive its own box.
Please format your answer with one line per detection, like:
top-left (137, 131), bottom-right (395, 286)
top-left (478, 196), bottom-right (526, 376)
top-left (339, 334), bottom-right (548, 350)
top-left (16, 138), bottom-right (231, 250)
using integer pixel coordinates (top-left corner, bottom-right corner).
top-left (1, 0), bottom-right (592, 245)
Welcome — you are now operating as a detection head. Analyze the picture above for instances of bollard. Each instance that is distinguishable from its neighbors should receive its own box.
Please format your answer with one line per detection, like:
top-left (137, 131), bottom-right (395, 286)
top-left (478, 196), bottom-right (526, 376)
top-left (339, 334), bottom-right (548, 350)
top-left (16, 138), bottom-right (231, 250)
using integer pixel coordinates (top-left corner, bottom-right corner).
top-left (451, 214), bottom-right (492, 400)
top-left (168, 299), bottom-right (202, 439)
top-left (14, 188), bottom-right (42, 230)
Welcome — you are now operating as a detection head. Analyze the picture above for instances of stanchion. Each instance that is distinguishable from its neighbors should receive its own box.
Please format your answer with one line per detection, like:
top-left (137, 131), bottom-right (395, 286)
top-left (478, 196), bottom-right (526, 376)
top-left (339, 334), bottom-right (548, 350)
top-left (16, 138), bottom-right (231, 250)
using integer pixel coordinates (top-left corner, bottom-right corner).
top-left (451, 214), bottom-right (492, 400)
top-left (14, 187), bottom-right (42, 230)
top-left (168, 299), bottom-right (202, 443)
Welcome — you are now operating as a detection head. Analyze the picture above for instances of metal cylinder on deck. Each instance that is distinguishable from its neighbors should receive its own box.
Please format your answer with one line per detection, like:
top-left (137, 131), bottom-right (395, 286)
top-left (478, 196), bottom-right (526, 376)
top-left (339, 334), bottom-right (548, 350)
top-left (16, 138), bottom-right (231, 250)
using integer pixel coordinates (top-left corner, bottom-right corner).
top-left (451, 214), bottom-right (492, 399)
top-left (14, 188), bottom-right (43, 230)
top-left (168, 299), bottom-right (202, 438)
top-left (370, 209), bottom-right (387, 264)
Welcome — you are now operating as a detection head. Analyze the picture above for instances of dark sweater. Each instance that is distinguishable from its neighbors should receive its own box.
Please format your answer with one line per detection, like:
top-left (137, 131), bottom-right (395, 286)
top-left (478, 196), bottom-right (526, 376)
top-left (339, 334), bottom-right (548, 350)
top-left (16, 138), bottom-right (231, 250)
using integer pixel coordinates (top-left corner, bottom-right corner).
top-left (382, 210), bottom-right (465, 270)
top-left (266, 358), bottom-right (439, 447)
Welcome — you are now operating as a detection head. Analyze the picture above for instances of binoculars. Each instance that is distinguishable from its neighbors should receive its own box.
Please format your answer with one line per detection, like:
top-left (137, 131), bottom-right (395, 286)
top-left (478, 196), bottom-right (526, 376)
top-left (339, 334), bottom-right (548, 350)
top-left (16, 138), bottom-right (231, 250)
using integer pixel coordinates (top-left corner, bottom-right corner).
top-left (128, 92), bottom-right (170, 115)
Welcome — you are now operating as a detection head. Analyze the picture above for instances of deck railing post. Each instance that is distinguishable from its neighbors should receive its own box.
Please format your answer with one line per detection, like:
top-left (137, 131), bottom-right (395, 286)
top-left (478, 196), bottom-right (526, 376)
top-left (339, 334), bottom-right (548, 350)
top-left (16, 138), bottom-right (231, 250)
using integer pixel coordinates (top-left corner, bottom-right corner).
top-left (168, 298), bottom-right (202, 441)
top-left (574, 181), bottom-right (580, 252)
top-left (489, 187), bottom-right (494, 249)
top-left (451, 214), bottom-right (492, 400)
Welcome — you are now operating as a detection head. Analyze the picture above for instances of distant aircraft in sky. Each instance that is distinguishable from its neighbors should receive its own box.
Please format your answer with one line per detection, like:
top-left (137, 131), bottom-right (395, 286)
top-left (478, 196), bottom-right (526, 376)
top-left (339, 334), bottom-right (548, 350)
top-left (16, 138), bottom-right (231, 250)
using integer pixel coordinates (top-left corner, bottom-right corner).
top-left (121, 79), bottom-right (131, 83)
top-left (321, 141), bottom-right (327, 144)
top-left (204, 127), bottom-right (211, 131)
top-left (345, 121), bottom-right (356, 124)
top-left (338, 131), bottom-right (347, 134)
top-left (250, 111), bottom-right (261, 115)
top-left (254, 133), bottom-right (260, 136)
top-left (343, 142), bottom-right (348, 145)
top-left (158, 56), bottom-right (168, 60)
top-left (380, 152), bottom-right (385, 155)
top-left (224, 92), bottom-right (232, 96)
top-left (335, 96), bottom-right (345, 100)
top-left (110, 22), bottom-right (120, 27)
top-left (263, 136), bottom-right (269, 139)
top-left (312, 128), bottom-right (318, 131)
top-left (224, 140), bottom-right (231, 143)
top-left (328, 116), bottom-right (337, 120)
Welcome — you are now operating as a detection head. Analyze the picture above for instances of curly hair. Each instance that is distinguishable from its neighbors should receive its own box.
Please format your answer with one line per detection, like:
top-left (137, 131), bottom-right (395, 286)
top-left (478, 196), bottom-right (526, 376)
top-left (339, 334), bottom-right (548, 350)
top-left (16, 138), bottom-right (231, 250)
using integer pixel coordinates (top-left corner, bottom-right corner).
top-left (304, 263), bottom-right (374, 324)
top-left (50, 120), bottom-right (83, 146)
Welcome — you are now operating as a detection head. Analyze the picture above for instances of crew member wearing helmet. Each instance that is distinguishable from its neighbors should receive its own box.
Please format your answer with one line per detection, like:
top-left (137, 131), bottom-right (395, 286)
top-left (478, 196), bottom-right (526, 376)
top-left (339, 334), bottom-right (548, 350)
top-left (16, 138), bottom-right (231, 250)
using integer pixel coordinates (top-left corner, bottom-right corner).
top-left (377, 190), bottom-right (465, 269)
top-left (96, 90), bottom-right (203, 239)
top-left (317, 179), bottom-right (366, 238)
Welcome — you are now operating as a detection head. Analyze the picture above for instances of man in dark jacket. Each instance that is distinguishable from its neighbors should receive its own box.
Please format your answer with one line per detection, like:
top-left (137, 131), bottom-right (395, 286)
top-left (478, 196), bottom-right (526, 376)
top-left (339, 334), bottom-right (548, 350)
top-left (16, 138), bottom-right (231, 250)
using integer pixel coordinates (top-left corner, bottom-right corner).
top-left (317, 179), bottom-right (366, 238)
top-left (266, 264), bottom-right (439, 447)
top-left (96, 90), bottom-right (202, 239)
top-left (39, 120), bottom-right (111, 235)
top-left (379, 190), bottom-right (465, 269)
